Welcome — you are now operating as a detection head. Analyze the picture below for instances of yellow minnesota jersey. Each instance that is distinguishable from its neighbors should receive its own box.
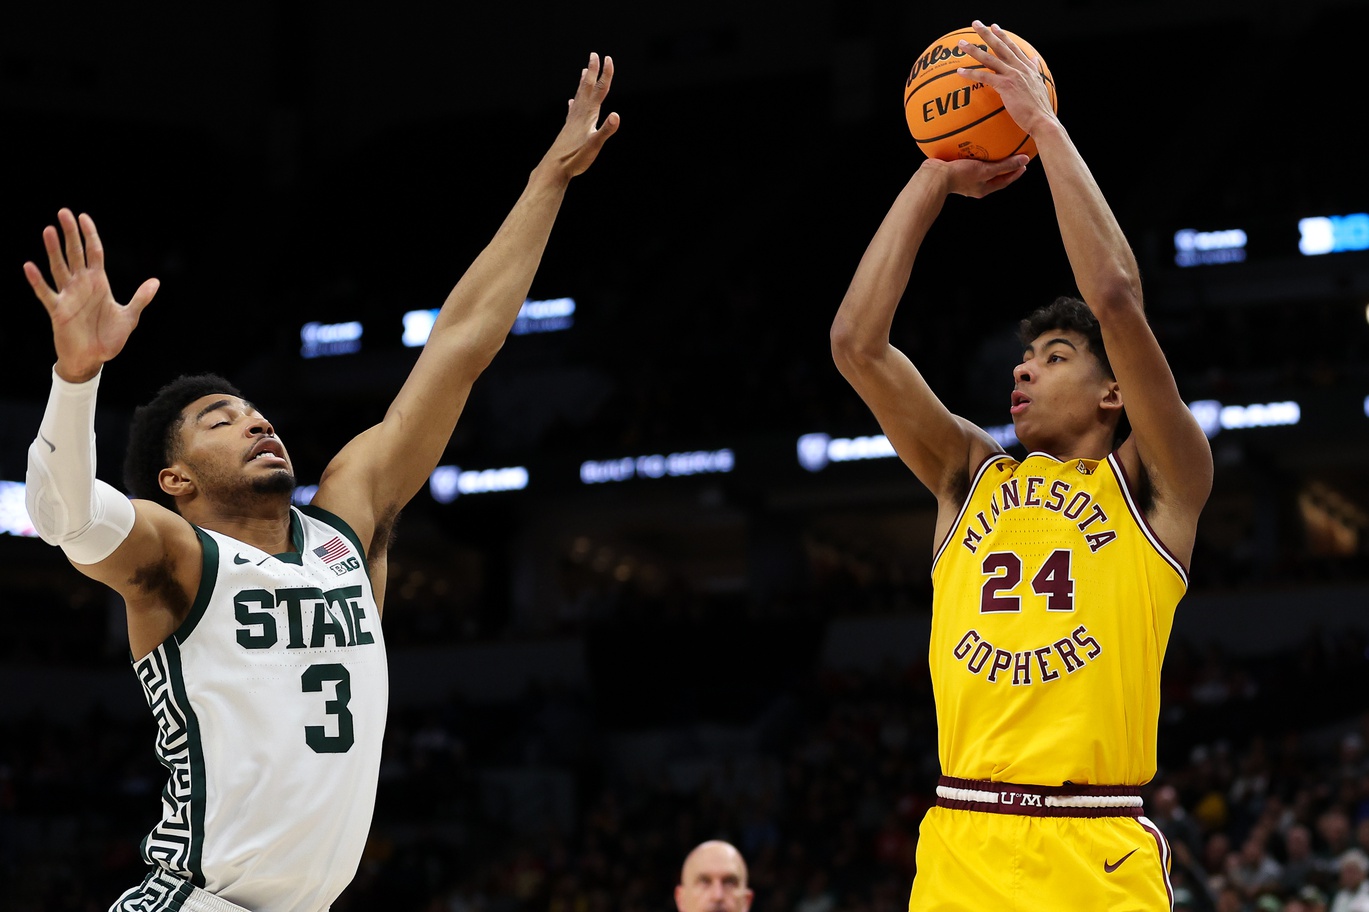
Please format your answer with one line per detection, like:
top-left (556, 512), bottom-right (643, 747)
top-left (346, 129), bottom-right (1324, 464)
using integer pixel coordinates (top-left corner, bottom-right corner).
top-left (929, 451), bottom-right (1188, 786)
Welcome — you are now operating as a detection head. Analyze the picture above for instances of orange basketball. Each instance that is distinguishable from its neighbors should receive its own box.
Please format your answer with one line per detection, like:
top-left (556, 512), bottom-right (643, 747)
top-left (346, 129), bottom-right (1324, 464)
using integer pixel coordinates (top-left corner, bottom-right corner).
top-left (904, 26), bottom-right (1057, 162)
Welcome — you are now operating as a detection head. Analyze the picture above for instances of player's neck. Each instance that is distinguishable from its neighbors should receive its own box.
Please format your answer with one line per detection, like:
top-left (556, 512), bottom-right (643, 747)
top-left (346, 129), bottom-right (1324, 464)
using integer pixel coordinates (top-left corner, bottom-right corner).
top-left (182, 497), bottom-right (296, 555)
top-left (1022, 428), bottom-right (1114, 462)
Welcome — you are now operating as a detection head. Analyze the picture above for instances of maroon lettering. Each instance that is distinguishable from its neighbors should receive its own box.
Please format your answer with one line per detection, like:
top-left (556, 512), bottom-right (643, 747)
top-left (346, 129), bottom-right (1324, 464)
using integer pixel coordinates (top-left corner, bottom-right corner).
top-left (1034, 646), bottom-right (1059, 682)
top-left (999, 479), bottom-right (1020, 510)
top-left (1072, 625), bottom-right (1102, 660)
top-left (1085, 530), bottom-right (1118, 552)
top-left (1063, 491), bottom-right (1092, 520)
top-left (967, 640), bottom-right (994, 674)
top-left (1044, 479), bottom-right (1068, 512)
top-left (986, 648), bottom-right (1013, 683)
top-left (1075, 503), bottom-right (1109, 531)
top-left (1053, 637), bottom-right (1084, 672)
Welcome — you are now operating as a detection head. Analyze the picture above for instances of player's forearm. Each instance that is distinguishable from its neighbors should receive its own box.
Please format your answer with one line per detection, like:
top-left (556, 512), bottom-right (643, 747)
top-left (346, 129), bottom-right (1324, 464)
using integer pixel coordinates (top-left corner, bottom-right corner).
top-left (25, 367), bottom-right (135, 564)
top-left (1032, 120), bottom-right (1142, 318)
top-left (832, 165), bottom-right (950, 361)
top-left (427, 165), bottom-right (572, 361)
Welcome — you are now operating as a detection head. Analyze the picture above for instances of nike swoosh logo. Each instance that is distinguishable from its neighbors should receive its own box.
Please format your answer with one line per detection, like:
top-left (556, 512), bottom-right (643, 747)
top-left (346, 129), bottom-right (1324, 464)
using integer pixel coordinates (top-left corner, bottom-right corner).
top-left (234, 554), bottom-right (251, 564)
top-left (1104, 848), bottom-right (1139, 873)
top-left (38, 433), bottom-right (55, 453)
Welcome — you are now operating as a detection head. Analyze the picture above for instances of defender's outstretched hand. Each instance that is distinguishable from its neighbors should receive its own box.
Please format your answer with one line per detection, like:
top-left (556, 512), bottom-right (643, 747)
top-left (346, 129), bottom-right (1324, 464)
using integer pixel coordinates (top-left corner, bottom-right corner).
top-left (539, 52), bottom-right (621, 181)
top-left (24, 209), bottom-right (159, 383)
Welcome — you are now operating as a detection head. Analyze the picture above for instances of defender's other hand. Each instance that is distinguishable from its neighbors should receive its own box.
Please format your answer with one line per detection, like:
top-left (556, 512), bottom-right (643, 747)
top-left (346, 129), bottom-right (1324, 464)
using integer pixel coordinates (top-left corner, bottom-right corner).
top-left (23, 209), bottom-right (159, 383)
top-left (539, 52), bottom-right (621, 183)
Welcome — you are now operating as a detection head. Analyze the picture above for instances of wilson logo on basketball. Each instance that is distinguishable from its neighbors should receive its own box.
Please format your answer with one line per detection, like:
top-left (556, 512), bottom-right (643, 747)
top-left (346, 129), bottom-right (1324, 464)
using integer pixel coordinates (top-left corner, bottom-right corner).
top-left (906, 40), bottom-right (982, 86)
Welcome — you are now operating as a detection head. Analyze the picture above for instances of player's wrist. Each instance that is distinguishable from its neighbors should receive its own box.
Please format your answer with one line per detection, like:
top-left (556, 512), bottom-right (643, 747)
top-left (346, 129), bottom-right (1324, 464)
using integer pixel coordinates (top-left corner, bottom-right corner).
top-left (53, 360), bottom-right (103, 386)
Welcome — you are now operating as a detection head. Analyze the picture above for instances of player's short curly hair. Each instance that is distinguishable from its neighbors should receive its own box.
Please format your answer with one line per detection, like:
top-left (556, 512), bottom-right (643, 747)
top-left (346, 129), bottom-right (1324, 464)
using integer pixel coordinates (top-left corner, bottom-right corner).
top-left (1017, 295), bottom-right (1113, 379)
top-left (123, 373), bottom-right (243, 511)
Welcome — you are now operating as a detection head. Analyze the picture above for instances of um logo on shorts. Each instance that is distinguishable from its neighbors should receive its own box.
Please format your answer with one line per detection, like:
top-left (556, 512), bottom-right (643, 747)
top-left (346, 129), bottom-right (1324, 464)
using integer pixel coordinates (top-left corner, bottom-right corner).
top-left (999, 792), bottom-right (1043, 807)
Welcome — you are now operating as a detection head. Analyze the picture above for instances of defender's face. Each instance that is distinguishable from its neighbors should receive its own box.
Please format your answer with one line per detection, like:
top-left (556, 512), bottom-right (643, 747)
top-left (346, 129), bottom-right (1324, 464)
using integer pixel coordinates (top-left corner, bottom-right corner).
top-left (1009, 328), bottom-right (1114, 451)
top-left (172, 394), bottom-right (294, 496)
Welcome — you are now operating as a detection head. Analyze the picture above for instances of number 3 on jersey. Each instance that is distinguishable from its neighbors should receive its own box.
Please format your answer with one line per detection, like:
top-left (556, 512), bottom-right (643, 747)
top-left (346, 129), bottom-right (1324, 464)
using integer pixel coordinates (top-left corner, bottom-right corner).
top-left (981, 549), bottom-right (1075, 613)
top-left (302, 663), bottom-right (355, 753)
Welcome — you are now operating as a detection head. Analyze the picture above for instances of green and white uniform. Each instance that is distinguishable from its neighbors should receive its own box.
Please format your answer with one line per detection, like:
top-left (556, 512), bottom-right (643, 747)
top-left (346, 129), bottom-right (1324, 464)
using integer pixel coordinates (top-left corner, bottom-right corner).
top-left (112, 505), bottom-right (388, 912)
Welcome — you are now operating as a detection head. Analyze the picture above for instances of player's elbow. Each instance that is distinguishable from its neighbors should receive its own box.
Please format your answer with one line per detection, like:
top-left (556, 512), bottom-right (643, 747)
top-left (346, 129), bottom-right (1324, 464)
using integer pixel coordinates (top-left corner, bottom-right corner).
top-left (830, 315), bottom-right (877, 370)
top-left (832, 319), bottom-right (887, 383)
top-left (427, 330), bottom-right (504, 381)
top-left (1084, 273), bottom-right (1144, 322)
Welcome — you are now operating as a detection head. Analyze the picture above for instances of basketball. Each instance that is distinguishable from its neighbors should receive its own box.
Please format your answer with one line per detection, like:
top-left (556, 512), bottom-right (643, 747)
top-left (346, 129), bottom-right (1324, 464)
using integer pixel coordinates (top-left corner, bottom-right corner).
top-left (904, 26), bottom-right (1057, 162)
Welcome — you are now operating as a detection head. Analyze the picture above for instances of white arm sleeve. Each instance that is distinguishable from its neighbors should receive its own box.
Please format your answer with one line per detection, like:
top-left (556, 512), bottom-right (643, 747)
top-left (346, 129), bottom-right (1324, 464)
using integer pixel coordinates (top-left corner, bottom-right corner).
top-left (25, 366), bottom-right (136, 565)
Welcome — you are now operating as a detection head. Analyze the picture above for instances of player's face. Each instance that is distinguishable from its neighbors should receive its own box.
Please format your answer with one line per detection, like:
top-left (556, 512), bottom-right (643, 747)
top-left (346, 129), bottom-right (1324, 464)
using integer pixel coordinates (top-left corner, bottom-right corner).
top-left (1009, 328), bottom-right (1117, 452)
top-left (172, 394), bottom-right (295, 501)
top-left (675, 845), bottom-right (753, 912)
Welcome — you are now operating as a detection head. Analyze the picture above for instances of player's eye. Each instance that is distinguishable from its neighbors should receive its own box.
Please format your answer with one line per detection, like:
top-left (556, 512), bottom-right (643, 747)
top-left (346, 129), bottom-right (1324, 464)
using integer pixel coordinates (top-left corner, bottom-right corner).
top-left (212, 420), bottom-right (230, 428)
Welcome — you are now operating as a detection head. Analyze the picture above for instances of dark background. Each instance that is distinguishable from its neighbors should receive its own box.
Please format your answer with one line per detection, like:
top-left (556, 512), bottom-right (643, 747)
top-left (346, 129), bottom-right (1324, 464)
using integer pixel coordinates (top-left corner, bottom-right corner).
top-left (4, 2), bottom-right (1369, 911)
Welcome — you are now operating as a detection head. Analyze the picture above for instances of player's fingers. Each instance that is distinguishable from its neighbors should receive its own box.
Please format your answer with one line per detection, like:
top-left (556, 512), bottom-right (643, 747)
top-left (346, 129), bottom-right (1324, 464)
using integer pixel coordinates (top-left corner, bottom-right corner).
top-left (595, 111), bottom-right (621, 141)
top-left (579, 52), bottom-right (612, 106)
top-left (79, 213), bottom-right (105, 271)
top-left (57, 208), bottom-right (86, 271)
top-left (986, 23), bottom-right (1032, 66)
top-left (990, 165), bottom-right (1029, 189)
top-left (575, 54), bottom-right (597, 100)
top-left (127, 277), bottom-right (160, 317)
top-left (974, 21), bottom-right (1030, 69)
top-left (956, 39), bottom-right (1001, 75)
top-left (40, 225), bottom-right (71, 288)
top-left (22, 262), bottom-right (59, 312)
top-left (597, 54), bottom-right (613, 94)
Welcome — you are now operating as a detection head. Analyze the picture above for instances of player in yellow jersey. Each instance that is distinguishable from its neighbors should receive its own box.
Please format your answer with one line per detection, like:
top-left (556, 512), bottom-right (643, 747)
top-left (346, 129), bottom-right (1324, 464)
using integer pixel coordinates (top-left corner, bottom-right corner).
top-left (830, 21), bottom-right (1212, 912)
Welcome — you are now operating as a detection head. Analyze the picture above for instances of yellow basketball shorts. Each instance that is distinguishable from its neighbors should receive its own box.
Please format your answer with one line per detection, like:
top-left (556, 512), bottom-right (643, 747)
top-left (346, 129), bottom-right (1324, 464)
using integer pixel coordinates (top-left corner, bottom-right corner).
top-left (907, 777), bottom-right (1173, 911)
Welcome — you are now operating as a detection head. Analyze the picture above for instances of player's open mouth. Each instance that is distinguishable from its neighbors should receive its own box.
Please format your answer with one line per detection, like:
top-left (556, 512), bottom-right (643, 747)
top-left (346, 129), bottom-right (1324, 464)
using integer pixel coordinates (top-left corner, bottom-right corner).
top-left (1010, 391), bottom-right (1031, 415)
top-left (247, 439), bottom-right (286, 464)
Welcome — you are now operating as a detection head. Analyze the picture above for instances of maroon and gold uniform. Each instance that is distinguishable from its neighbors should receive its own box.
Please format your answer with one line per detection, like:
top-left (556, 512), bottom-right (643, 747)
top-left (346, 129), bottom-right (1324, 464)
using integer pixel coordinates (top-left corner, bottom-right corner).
top-left (909, 451), bottom-right (1185, 910)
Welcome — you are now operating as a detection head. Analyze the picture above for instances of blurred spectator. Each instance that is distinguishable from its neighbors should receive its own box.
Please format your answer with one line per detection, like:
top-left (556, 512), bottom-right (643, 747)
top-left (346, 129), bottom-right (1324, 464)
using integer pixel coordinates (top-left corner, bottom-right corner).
top-left (1330, 849), bottom-right (1369, 912)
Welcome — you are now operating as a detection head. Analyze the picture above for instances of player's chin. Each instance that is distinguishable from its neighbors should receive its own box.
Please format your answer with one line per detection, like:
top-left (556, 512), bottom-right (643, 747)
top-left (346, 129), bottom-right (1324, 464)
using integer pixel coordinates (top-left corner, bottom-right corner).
top-left (251, 470), bottom-right (296, 497)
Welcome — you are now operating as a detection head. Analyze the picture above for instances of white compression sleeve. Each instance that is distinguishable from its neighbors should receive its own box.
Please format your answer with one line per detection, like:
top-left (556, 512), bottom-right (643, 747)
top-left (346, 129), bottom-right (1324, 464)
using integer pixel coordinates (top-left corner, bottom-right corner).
top-left (25, 367), bottom-right (135, 565)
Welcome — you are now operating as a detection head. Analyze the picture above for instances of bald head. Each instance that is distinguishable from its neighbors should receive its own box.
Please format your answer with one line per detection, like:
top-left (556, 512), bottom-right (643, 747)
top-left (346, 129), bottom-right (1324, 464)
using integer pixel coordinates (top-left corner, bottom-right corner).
top-left (675, 840), bottom-right (752, 912)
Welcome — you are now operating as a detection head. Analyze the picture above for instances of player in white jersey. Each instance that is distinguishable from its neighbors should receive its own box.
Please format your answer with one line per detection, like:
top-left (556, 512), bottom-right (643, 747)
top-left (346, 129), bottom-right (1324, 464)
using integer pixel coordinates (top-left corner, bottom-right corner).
top-left (22, 53), bottom-right (619, 912)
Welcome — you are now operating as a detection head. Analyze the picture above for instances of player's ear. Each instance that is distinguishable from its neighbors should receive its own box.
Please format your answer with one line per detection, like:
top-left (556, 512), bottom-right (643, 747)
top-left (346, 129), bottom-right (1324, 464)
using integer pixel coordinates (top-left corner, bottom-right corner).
top-left (159, 465), bottom-right (195, 499)
top-left (1100, 380), bottom-right (1123, 414)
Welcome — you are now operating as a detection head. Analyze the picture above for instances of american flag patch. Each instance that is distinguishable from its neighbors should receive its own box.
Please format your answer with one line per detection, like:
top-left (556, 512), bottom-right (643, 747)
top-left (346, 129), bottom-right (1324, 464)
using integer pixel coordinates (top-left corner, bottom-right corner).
top-left (313, 536), bottom-right (349, 562)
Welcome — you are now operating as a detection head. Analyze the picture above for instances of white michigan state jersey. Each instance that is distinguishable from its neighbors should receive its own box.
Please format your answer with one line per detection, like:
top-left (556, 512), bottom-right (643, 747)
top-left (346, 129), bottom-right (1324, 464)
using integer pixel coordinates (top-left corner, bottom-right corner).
top-left (120, 505), bottom-right (388, 912)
